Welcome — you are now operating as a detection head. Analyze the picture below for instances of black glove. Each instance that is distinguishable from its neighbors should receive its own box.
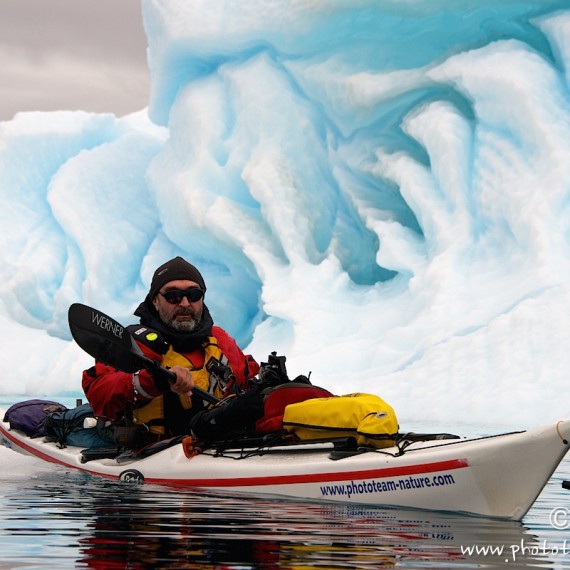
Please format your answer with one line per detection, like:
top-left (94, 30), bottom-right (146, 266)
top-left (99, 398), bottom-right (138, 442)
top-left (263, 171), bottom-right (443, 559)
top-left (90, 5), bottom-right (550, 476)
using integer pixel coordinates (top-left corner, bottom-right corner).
top-left (189, 388), bottom-right (264, 442)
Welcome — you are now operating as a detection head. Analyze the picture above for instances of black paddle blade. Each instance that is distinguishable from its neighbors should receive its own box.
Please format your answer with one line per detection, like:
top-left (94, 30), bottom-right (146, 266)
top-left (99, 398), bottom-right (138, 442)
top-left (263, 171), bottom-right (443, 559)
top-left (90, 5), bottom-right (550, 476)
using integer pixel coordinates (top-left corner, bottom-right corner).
top-left (68, 303), bottom-right (218, 405)
top-left (68, 303), bottom-right (142, 372)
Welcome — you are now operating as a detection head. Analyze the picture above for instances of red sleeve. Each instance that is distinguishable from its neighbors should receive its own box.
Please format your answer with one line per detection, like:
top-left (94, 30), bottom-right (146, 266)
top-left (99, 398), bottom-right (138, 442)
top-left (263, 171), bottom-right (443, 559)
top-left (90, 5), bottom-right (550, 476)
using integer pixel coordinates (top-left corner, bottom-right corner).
top-left (212, 326), bottom-right (259, 390)
top-left (81, 341), bottom-right (164, 421)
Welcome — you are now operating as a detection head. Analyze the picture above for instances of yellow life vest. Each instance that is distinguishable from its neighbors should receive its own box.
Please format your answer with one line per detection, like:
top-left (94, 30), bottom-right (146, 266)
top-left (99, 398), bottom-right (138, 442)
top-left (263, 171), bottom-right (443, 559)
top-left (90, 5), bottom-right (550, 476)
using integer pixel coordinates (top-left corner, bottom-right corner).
top-left (133, 337), bottom-right (228, 435)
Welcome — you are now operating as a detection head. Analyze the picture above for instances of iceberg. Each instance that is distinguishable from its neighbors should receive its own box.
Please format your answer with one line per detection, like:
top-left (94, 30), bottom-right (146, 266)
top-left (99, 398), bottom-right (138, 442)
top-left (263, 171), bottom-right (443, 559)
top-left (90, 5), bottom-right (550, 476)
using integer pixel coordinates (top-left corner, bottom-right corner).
top-left (0, 0), bottom-right (569, 426)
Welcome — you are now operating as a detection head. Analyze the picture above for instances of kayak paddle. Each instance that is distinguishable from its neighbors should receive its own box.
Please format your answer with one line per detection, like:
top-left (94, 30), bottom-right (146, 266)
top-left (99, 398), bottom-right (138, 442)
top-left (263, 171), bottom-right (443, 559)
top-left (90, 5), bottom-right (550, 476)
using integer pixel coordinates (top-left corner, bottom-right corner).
top-left (68, 303), bottom-right (218, 404)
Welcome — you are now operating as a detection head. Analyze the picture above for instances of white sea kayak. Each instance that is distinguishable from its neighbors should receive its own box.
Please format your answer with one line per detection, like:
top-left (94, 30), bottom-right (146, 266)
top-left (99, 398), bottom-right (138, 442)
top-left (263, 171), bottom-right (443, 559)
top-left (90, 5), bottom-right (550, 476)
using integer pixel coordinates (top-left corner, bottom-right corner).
top-left (1, 410), bottom-right (569, 521)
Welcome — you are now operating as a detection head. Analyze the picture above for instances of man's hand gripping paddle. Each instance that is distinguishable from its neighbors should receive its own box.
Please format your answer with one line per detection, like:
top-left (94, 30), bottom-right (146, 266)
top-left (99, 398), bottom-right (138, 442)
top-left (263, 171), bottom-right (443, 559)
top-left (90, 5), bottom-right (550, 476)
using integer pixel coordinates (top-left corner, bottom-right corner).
top-left (68, 303), bottom-right (218, 405)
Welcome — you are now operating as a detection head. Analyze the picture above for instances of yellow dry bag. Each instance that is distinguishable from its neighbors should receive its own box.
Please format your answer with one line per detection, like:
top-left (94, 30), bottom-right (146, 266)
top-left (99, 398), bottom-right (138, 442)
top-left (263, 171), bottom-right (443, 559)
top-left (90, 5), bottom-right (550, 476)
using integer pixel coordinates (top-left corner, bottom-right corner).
top-left (282, 392), bottom-right (399, 448)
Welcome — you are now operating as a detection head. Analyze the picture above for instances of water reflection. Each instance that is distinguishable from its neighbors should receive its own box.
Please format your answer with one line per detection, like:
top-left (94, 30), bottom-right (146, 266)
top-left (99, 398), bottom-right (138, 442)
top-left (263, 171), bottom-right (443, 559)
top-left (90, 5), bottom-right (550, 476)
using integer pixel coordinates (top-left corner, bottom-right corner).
top-left (0, 465), bottom-right (560, 569)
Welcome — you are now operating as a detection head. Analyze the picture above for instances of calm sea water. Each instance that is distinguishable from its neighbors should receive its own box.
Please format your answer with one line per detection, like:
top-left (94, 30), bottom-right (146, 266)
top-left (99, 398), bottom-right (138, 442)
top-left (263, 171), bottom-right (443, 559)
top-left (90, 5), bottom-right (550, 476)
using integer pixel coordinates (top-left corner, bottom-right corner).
top-left (1, 408), bottom-right (570, 569)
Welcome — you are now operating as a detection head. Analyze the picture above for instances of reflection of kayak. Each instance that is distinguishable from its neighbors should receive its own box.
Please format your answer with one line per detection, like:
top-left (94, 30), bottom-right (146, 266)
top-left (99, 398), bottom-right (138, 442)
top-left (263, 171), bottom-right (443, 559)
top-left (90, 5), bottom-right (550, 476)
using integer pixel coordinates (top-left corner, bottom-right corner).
top-left (1, 411), bottom-right (568, 521)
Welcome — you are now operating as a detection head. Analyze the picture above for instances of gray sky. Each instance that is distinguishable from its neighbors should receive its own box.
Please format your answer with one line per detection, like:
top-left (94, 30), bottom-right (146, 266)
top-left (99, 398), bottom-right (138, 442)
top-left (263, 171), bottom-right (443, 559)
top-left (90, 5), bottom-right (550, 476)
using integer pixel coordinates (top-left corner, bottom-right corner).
top-left (0, 0), bottom-right (150, 121)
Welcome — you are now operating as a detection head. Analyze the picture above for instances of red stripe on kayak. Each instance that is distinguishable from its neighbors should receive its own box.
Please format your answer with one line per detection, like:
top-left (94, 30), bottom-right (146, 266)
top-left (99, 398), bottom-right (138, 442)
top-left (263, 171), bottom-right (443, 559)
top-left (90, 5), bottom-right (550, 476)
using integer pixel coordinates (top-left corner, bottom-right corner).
top-left (147, 458), bottom-right (469, 488)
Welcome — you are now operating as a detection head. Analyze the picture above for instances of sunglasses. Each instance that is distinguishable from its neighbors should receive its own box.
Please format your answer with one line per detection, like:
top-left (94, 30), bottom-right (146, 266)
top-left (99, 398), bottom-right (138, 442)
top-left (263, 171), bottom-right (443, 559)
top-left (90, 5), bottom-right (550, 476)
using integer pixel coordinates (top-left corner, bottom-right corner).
top-left (159, 287), bottom-right (205, 305)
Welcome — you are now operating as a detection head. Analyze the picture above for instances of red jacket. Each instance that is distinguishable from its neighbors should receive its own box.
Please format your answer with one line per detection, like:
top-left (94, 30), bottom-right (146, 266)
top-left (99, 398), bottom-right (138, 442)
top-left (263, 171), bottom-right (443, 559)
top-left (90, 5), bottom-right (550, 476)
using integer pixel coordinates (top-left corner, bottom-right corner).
top-left (82, 325), bottom-right (259, 423)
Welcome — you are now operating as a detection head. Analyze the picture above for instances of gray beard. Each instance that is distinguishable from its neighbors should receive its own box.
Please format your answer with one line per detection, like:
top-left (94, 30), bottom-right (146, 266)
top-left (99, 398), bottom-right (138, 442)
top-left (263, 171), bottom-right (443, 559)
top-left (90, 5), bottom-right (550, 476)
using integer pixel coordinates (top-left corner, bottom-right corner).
top-left (158, 306), bottom-right (203, 332)
top-left (169, 317), bottom-right (200, 332)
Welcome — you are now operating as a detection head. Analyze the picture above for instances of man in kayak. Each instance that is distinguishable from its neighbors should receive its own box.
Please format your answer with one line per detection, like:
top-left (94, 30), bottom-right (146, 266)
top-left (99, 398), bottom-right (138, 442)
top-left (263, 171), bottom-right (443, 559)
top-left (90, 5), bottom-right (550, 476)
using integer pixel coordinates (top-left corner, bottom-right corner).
top-left (82, 256), bottom-right (260, 444)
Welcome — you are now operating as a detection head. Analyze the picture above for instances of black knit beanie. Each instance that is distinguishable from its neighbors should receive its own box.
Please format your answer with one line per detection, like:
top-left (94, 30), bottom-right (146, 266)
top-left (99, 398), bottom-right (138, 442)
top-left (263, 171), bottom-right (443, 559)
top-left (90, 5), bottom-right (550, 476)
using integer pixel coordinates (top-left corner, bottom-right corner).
top-left (148, 257), bottom-right (206, 300)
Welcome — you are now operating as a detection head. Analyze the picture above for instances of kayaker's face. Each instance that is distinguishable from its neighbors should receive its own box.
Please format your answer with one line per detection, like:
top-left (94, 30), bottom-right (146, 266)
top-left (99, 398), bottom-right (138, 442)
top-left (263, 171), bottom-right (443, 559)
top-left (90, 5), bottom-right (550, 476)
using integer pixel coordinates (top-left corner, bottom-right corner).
top-left (152, 279), bottom-right (204, 332)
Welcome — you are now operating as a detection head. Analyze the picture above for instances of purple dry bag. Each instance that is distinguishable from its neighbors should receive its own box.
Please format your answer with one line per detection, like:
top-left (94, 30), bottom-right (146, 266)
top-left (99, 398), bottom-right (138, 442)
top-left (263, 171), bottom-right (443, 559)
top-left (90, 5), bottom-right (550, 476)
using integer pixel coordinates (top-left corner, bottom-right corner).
top-left (3, 399), bottom-right (68, 438)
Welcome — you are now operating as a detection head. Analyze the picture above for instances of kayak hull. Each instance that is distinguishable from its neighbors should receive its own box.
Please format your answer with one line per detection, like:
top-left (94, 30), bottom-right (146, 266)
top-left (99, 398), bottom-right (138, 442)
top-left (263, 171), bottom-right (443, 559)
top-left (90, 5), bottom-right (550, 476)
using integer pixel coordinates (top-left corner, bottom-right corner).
top-left (1, 413), bottom-right (568, 521)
